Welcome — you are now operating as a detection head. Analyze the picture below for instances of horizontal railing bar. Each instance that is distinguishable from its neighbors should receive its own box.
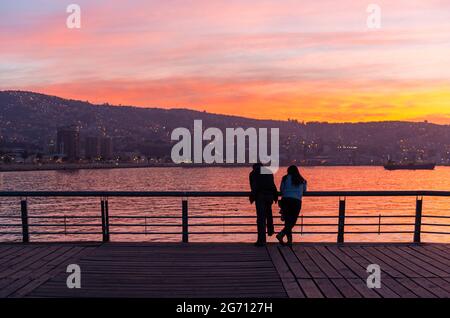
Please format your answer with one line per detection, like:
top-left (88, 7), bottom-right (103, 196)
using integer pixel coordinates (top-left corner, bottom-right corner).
top-left (104, 230), bottom-right (449, 235)
top-left (67, 223), bottom-right (429, 228)
top-left (107, 223), bottom-right (420, 227)
top-left (108, 223), bottom-right (337, 227)
top-left (0, 214), bottom-right (403, 219)
top-left (188, 215), bottom-right (415, 219)
top-left (17, 215), bottom-right (439, 220)
top-left (107, 231), bottom-right (337, 235)
top-left (345, 223), bottom-right (415, 226)
top-left (107, 223), bottom-right (339, 227)
top-left (3, 230), bottom-right (447, 236)
top-left (28, 216), bottom-right (100, 219)
top-left (110, 224), bottom-right (180, 227)
top-left (179, 215), bottom-right (255, 219)
top-left (189, 224), bottom-right (334, 227)
top-left (109, 232), bottom-right (182, 235)
top-left (1, 190), bottom-right (450, 197)
top-left (423, 215), bottom-right (450, 219)
top-left (6, 214), bottom-right (429, 219)
top-left (3, 215), bottom-right (441, 219)
top-left (7, 230), bottom-right (445, 236)
top-left (343, 231), bottom-right (415, 234)
top-left (104, 231), bottom-right (339, 235)
top-left (5, 223), bottom-right (446, 228)
top-left (9, 214), bottom-right (432, 219)
top-left (174, 231), bottom-right (419, 235)
top-left (194, 215), bottom-right (337, 218)
top-left (28, 232), bottom-right (102, 235)
top-left (335, 215), bottom-right (438, 219)
top-left (110, 216), bottom-right (180, 219)
top-left (189, 215), bottom-right (336, 219)
top-left (187, 232), bottom-right (269, 234)
top-left (110, 231), bottom-right (422, 235)
top-left (28, 224), bottom-right (102, 227)
top-left (421, 231), bottom-right (450, 235)
top-left (188, 232), bottom-right (340, 235)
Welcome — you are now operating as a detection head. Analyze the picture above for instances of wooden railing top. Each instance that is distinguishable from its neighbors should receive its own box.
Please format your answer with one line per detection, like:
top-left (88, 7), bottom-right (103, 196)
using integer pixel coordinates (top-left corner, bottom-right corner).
top-left (0, 190), bottom-right (449, 197)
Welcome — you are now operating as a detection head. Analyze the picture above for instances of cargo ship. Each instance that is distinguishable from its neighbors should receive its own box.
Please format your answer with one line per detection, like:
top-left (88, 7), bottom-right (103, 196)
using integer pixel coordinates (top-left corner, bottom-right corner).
top-left (384, 160), bottom-right (436, 170)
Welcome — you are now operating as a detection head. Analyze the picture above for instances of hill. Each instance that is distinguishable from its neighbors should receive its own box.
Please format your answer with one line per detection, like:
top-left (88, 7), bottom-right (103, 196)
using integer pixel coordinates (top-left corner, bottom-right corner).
top-left (1, 90), bottom-right (449, 164)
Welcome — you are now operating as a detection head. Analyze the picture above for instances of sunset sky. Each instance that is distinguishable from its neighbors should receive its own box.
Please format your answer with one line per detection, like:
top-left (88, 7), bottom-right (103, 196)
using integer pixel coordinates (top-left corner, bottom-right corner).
top-left (1, 0), bottom-right (449, 123)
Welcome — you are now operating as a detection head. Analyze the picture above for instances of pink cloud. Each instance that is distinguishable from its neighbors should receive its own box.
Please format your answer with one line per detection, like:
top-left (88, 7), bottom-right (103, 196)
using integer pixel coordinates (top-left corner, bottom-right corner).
top-left (1, 0), bottom-right (450, 123)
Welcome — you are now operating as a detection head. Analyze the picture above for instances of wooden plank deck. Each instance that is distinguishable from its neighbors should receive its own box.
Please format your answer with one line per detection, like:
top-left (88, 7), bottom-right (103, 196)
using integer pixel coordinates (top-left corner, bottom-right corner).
top-left (0, 243), bottom-right (449, 298)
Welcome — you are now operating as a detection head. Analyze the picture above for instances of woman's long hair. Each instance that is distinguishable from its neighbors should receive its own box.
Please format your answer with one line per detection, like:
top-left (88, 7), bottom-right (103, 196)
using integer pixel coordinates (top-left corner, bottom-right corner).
top-left (286, 165), bottom-right (306, 186)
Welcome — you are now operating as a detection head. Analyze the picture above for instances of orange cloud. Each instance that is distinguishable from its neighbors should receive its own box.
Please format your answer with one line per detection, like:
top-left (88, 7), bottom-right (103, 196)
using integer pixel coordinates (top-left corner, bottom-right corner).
top-left (20, 77), bottom-right (450, 124)
top-left (1, 0), bottom-right (450, 123)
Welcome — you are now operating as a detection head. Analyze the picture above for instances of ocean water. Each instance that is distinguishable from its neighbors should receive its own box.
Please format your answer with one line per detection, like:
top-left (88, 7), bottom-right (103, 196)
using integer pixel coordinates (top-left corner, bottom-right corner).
top-left (0, 166), bottom-right (449, 243)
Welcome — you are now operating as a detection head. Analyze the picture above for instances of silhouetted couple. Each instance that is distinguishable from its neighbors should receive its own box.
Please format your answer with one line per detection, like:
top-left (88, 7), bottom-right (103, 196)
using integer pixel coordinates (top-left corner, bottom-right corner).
top-left (249, 164), bottom-right (307, 247)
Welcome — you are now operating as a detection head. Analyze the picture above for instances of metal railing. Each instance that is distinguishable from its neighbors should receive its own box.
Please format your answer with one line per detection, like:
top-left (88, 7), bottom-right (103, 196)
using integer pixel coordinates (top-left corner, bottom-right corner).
top-left (0, 190), bottom-right (449, 243)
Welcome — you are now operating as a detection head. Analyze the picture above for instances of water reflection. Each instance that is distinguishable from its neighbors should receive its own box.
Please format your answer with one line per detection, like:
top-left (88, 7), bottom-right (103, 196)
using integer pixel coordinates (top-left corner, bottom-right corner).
top-left (0, 167), bottom-right (449, 243)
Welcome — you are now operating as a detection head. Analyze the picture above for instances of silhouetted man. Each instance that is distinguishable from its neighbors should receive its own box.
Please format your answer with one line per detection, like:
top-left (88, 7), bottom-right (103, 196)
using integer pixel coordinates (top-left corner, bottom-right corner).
top-left (249, 163), bottom-right (278, 246)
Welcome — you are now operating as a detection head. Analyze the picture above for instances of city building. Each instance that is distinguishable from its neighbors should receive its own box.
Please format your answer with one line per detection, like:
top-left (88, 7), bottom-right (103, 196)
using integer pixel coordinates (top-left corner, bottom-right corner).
top-left (56, 126), bottom-right (80, 161)
top-left (85, 136), bottom-right (101, 160)
top-left (100, 137), bottom-right (113, 160)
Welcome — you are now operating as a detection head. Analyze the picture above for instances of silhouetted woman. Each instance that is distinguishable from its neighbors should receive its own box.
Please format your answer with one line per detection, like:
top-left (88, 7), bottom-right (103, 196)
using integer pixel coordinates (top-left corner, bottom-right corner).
top-left (276, 166), bottom-right (307, 246)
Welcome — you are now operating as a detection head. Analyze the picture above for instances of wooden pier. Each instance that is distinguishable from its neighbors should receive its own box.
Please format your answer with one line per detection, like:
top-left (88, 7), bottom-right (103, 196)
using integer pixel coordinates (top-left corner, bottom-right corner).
top-left (0, 243), bottom-right (449, 298)
top-left (1, 190), bottom-right (449, 298)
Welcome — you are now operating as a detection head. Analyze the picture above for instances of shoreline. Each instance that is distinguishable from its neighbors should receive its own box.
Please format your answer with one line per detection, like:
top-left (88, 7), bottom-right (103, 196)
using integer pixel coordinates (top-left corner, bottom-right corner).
top-left (0, 163), bottom-right (180, 173)
top-left (0, 163), bottom-right (449, 173)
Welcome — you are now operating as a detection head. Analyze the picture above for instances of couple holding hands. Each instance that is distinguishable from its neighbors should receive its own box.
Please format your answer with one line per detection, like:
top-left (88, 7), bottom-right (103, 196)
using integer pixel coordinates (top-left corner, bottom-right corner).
top-left (249, 164), bottom-right (307, 247)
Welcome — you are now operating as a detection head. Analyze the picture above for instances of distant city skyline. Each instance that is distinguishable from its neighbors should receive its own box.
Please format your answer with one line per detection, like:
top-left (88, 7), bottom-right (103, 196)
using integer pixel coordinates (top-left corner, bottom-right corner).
top-left (1, 0), bottom-right (450, 124)
top-left (1, 91), bottom-right (449, 167)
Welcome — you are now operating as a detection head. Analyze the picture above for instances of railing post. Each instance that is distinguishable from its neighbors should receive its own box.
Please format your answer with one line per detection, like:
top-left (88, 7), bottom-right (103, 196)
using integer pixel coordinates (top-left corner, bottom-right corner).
top-left (105, 197), bottom-right (110, 242)
top-left (20, 198), bottom-right (29, 243)
top-left (414, 196), bottom-right (423, 243)
top-left (101, 197), bottom-right (110, 243)
top-left (378, 214), bottom-right (381, 235)
top-left (101, 198), bottom-right (105, 242)
top-left (182, 198), bottom-right (189, 243)
top-left (337, 197), bottom-right (346, 243)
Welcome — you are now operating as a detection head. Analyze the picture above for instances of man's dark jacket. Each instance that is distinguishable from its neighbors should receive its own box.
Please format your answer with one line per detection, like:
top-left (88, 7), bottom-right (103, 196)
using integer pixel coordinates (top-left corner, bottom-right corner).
top-left (249, 170), bottom-right (278, 203)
